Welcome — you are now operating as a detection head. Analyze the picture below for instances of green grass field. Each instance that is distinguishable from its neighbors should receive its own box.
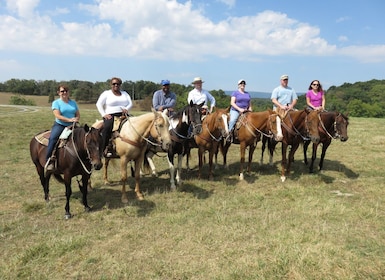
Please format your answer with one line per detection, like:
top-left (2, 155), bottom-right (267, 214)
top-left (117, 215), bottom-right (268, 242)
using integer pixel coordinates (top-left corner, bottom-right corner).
top-left (1, 103), bottom-right (385, 279)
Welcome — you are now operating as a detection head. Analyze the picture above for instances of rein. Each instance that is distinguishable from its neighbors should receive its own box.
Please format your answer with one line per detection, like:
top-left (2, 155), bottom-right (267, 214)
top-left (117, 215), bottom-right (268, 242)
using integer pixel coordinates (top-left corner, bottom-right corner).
top-left (281, 110), bottom-right (310, 141)
top-left (69, 124), bottom-right (93, 175)
top-left (121, 113), bottom-right (162, 147)
top-left (241, 113), bottom-right (273, 139)
top-left (318, 113), bottom-right (339, 139)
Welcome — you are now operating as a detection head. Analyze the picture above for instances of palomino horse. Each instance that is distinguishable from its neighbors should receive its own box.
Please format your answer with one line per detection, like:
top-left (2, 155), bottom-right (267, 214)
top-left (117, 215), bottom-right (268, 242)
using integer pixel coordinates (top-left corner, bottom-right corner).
top-left (303, 111), bottom-right (349, 173)
top-left (193, 107), bottom-right (230, 180)
top-left (94, 109), bottom-right (171, 202)
top-left (220, 110), bottom-right (280, 180)
top-left (143, 102), bottom-right (203, 190)
top-left (30, 125), bottom-right (103, 219)
top-left (275, 108), bottom-right (320, 182)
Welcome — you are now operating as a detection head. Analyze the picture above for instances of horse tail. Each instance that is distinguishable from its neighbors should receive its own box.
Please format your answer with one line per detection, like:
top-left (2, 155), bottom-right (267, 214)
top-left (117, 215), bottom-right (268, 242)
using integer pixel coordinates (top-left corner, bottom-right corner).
top-left (53, 174), bottom-right (65, 183)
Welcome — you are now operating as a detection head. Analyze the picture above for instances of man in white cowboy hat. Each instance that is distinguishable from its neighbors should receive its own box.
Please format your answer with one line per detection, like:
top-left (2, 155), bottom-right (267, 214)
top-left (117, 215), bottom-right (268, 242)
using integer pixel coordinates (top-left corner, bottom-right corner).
top-left (187, 77), bottom-right (216, 113)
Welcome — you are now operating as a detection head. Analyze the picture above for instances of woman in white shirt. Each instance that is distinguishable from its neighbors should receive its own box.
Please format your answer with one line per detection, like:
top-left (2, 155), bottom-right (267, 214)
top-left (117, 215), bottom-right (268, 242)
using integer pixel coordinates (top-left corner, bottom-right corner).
top-left (96, 77), bottom-right (133, 156)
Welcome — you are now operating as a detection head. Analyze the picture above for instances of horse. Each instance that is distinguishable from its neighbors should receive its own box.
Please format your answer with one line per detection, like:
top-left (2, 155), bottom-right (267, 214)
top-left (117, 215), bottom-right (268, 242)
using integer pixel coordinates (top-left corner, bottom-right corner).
top-left (143, 102), bottom-right (203, 190)
top-left (29, 124), bottom-right (103, 219)
top-left (94, 109), bottom-right (171, 203)
top-left (272, 108), bottom-right (321, 182)
top-left (219, 110), bottom-right (280, 180)
top-left (192, 107), bottom-right (230, 180)
top-left (303, 111), bottom-right (349, 173)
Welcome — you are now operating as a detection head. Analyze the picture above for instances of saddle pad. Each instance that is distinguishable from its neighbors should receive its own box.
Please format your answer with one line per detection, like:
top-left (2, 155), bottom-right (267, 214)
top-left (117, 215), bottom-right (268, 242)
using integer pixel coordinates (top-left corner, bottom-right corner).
top-left (34, 130), bottom-right (66, 148)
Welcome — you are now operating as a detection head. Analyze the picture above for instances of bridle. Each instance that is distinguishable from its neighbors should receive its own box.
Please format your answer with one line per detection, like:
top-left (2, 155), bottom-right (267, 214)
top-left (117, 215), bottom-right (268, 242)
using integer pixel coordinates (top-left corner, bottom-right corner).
top-left (318, 112), bottom-right (345, 139)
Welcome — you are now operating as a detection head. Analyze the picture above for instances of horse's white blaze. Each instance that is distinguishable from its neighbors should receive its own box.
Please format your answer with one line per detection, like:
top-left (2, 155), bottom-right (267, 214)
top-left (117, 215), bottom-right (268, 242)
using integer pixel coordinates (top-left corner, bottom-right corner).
top-left (182, 111), bottom-right (188, 124)
top-left (276, 115), bottom-right (283, 139)
top-left (170, 118), bottom-right (179, 130)
top-left (222, 114), bottom-right (229, 134)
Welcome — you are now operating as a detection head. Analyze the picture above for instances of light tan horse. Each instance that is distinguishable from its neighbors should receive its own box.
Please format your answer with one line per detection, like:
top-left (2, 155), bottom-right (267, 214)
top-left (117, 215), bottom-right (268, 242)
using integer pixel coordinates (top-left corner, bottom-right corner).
top-left (93, 109), bottom-right (171, 202)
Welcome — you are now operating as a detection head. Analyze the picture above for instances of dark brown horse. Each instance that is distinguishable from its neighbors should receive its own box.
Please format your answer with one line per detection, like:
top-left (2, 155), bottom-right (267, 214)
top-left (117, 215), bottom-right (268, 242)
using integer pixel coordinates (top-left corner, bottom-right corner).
top-left (30, 125), bottom-right (103, 219)
top-left (143, 102), bottom-right (203, 190)
top-left (274, 108), bottom-right (320, 182)
top-left (221, 110), bottom-right (280, 180)
top-left (193, 107), bottom-right (229, 180)
top-left (304, 111), bottom-right (349, 173)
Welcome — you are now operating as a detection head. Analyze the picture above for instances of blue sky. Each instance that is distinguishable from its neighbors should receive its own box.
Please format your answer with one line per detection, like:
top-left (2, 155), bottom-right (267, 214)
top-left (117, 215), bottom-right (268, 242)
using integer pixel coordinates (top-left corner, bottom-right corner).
top-left (0, 0), bottom-right (384, 93)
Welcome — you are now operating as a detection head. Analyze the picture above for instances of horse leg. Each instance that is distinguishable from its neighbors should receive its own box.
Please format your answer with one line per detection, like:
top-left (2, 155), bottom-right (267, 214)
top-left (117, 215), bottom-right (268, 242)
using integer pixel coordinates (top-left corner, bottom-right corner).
top-left (222, 142), bottom-right (230, 169)
top-left (208, 148), bottom-right (215, 181)
top-left (319, 140), bottom-right (331, 171)
top-left (63, 175), bottom-right (73, 219)
top-left (198, 147), bottom-right (204, 180)
top-left (260, 136), bottom-right (266, 165)
top-left (36, 163), bottom-right (50, 201)
top-left (239, 143), bottom-right (247, 180)
top-left (309, 143), bottom-right (318, 173)
top-left (247, 143), bottom-right (256, 174)
top-left (146, 151), bottom-right (158, 177)
top-left (168, 154), bottom-right (177, 191)
top-left (287, 141), bottom-right (300, 175)
top-left (120, 157), bottom-right (129, 203)
top-left (176, 153), bottom-right (183, 186)
top-left (281, 143), bottom-right (288, 182)
top-left (80, 174), bottom-right (91, 212)
top-left (268, 139), bottom-right (276, 166)
top-left (103, 157), bottom-right (111, 184)
top-left (303, 140), bottom-right (310, 165)
top-left (134, 157), bottom-right (144, 200)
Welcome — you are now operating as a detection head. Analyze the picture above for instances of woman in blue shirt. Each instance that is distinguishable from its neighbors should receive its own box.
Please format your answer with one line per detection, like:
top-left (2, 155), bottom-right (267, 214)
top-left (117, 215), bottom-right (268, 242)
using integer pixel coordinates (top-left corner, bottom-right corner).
top-left (45, 85), bottom-right (80, 171)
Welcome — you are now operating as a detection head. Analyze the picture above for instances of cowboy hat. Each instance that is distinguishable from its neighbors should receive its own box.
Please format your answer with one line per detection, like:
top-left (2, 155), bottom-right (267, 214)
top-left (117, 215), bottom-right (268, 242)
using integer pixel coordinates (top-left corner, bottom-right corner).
top-left (191, 77), bottom-right (204, 84)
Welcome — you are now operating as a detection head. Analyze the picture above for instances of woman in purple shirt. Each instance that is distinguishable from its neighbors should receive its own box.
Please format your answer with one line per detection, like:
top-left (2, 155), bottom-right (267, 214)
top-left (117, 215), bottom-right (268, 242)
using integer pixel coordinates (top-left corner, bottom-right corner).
top-left (306, 80), bottom-right (325, 111)
top-left (227, 79), bottom-right (252, 136)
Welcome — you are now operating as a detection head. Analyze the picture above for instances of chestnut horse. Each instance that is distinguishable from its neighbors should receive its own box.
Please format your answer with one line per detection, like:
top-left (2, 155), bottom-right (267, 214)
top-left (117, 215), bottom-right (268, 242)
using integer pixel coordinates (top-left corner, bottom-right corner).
top-left (30, 125), bottom-right (103, 219)
top-left (143, 102), bottom-right (203, 190)
top-left (304, 111), bottom-right (349, 173)
top-left (93, 109), bottom-right (171, 202)
top-left (275, 108), bottom-right (321, 182)
top-left (192, 107), bottom-right (230, 180)
top-left (221, 110), bottom-right (280, 180)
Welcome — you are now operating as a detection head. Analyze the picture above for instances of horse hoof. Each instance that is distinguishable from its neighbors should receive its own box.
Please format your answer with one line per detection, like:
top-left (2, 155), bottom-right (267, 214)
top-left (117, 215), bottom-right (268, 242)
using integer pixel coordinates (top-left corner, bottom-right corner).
top-left (137, 194), bottom-right (144, 201)
top-left (280, 176), bottom-right (286, 182)
top-left (84, 206), bottom-right (92, 213)
top-left (64, 213), bottom-right (72, 219)
top-left (239, 173), bottom-right (244, 180)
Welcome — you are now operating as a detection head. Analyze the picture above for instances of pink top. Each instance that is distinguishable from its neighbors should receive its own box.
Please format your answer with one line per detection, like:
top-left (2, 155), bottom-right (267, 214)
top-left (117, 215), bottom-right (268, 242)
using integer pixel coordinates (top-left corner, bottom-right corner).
top-left (306, 90), bottom-right (324, 107)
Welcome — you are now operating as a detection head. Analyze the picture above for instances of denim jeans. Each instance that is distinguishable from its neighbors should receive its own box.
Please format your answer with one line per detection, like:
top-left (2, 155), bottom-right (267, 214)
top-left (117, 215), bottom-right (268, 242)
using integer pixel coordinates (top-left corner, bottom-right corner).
top-left (228, 108), bottom-right (240, 131)
top-left (46, 122), bottom-right (65, 160)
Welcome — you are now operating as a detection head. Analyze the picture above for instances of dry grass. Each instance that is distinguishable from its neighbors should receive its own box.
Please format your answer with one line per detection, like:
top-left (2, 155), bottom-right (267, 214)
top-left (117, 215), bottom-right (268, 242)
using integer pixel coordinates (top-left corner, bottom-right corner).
top-left (1, 100), bottom-right (385, 279)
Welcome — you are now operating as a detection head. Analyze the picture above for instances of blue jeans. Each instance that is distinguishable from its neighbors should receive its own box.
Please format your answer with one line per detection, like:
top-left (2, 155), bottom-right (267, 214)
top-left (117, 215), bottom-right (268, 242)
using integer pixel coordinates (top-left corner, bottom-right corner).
top-left (46, 122), bottom-right (65, 160)
top-left (228, 108), bottom-right (240, 132)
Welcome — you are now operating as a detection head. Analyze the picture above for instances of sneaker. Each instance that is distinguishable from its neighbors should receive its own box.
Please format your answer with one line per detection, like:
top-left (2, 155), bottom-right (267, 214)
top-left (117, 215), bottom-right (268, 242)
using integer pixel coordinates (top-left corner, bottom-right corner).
top-left (44, 158), bottom-right (56, 174)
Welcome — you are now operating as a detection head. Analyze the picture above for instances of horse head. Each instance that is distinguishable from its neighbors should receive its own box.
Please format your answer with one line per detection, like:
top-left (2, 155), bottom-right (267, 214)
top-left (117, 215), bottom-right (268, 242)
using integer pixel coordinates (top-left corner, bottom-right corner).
top-left (335, 112), bottom-right (349, 142)
top-left (305, 108), bottom-right (321, 144)
top-left (209, 107), bottom-right (229, 139)
top-left (186, 100), bottom-right (203, 135)
top-left (267, 112), bottom-right (283, 142)
top-left (83, 124), bottom-right (103, 170)
top-left (151, 109), bottom-right (172, 151)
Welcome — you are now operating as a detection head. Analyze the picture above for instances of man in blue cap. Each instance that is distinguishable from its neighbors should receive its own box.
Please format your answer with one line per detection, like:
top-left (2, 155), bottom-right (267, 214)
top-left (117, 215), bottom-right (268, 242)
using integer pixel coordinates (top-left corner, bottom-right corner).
top-left (152, 79), bottom-right (177, 116)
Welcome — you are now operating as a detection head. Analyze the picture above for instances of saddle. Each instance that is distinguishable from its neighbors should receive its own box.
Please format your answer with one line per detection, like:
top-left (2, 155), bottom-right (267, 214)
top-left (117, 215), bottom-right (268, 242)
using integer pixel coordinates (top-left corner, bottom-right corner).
top-left (34, 126), bottom-right (75, 147)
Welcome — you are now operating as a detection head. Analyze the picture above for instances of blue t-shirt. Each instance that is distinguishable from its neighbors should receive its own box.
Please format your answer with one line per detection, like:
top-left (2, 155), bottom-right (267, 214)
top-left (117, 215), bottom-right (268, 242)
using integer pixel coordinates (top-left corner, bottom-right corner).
top-left (271, 86), bottom-right (298, 109)
top-left (52, 99), bottom-right (78, 126)
top-left (231, 90), bottom-right (251, 110)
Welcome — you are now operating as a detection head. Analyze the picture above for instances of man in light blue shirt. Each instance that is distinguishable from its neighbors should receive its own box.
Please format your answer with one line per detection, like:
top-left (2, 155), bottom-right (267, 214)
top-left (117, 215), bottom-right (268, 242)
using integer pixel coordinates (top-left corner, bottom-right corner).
top-left (271, 74), bottom-right (298, 111)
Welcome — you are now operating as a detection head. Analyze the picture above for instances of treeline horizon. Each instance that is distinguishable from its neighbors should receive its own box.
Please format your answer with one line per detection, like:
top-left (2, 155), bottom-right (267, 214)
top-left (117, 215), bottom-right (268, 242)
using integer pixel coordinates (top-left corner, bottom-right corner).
top-left (1, 78), bottom-right (384, 118)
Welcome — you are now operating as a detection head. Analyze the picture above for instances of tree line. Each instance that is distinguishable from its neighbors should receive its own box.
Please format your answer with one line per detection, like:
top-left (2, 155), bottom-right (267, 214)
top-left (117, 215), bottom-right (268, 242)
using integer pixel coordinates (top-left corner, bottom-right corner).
top-left (1, 78), bottom-right (384, 117)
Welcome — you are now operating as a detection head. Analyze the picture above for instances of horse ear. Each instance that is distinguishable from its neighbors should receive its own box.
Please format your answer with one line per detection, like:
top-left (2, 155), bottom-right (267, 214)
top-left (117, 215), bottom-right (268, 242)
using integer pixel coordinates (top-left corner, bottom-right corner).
top-left (189, 100), bottom-right (194, 107)
top-left (84, 124), bottom-right (90, 132)
top-left (198, 102), bottom-right (205, 108)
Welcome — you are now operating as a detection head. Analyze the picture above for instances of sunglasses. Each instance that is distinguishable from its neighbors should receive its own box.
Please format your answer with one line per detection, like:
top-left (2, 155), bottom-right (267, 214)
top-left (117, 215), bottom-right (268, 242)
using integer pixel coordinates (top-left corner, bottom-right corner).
top-left (112, 83), bottom-right (121, 86)
top-left (60, 90), bottom-right (68, 93)
top-left (312, 83), bottom-right (319, 86)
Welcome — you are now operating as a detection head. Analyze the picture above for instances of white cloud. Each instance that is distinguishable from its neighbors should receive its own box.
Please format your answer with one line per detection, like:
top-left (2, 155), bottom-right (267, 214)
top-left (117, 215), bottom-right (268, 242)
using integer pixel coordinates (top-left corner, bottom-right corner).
top-left (339, 45), bottom-right (385, 63)
top-left (336, 16), bottom-right (351, 23)
top-left (5, 0), bottom-right (40, 18)
top-left (338, 35), bottom-right (348, 42)
top-left (0, 0), bottom-right (384, 63)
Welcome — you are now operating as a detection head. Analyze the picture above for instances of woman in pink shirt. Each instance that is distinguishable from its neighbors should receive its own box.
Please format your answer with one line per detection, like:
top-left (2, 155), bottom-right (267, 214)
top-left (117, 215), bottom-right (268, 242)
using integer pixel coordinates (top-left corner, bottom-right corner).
top-left (306, 80), bottom-right (325, 111)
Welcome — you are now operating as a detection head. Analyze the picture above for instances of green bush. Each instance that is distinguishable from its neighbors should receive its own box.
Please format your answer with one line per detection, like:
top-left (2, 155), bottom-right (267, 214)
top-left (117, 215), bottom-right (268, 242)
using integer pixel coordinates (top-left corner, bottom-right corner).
top-left (9, 95), bottom-right (36, 106)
